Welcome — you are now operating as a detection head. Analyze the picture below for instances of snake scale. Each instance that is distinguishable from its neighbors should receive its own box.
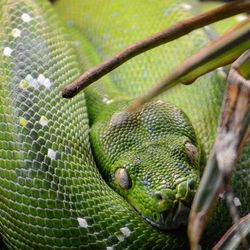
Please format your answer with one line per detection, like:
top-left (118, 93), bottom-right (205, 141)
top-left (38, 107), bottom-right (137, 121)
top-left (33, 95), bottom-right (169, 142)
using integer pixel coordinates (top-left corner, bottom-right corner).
top-left (0, 0), bottom-right (249, 249)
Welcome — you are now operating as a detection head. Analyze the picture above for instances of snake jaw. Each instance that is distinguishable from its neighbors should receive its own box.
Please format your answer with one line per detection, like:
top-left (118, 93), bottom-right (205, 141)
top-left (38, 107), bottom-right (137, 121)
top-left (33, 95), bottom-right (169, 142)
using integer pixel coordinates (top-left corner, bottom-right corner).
top-left (144, 201), bottom-right (190, 231)
top-left (172, 202), bottom-right (190, 227)
top-left (144, 178), bottom-right (197, 230)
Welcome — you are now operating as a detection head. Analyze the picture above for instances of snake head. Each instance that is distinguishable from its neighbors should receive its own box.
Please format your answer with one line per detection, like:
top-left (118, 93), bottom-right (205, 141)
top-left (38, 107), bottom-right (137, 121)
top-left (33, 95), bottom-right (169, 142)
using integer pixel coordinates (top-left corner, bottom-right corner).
top-left (90, 100), bottom-right (201, 230)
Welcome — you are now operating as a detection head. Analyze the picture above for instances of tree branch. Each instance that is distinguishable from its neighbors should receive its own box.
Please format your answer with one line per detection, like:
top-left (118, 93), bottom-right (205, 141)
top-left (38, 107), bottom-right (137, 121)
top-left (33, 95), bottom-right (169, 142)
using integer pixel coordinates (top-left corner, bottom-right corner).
top-left (62, 0), bottom-right (250, 98)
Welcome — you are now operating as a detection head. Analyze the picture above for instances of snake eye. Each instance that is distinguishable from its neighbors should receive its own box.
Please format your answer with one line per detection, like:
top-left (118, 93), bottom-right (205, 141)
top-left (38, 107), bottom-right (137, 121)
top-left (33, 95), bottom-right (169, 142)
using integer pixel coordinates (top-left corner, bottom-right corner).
top-left (114, 168), bottom-right (132, 189)
top-left (185, 142), bottom-right (197, 165)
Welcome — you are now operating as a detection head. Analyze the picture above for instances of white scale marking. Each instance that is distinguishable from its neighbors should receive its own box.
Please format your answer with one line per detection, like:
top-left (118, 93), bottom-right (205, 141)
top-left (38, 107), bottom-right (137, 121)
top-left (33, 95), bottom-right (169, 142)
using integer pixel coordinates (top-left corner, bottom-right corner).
top-left (120, 227), bottom-right (131, 237)
top-left (21, 13), bottom-right (32, 23)
top-left (37, 74), bottom-right (52, 88)
top-left (31, 79), bottom-right (39, 88)
top-left (117, 226), bottom-right (131, 241)
top-left (25, 74), bottom-right (34, 83)
top-left (25, 74), bottom-right (39, 88)
top-left (37, 74), bottom-right (46, 85)
top-left (43, 78), bottom-right (52, 88)
top-left (3, 47), bottom-right (13, 57)
top-left (48, 148), bottom-right (56, 160)
top-left (12, 28), bottom-right (21, 38)
top-left (116, 234), bottom-right (125, 242)
top-left (39, 116), bottom-right (49, 126)
top-left (77, 218), bottom-right (88, 228)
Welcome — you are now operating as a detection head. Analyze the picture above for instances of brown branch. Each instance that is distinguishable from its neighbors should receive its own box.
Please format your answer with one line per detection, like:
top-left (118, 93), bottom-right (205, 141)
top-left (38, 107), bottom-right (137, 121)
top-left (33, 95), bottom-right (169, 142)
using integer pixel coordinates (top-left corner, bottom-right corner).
top-left (212, 213), bottom-right (250, 250)
top-left (224, 184), bottom-right (249, 250)
top-left (188, 50), bottom-right (250, 250)
top-left (62, 0), bottom-right (250, 98)
top-left (126, 19), bottom-right (249, 112)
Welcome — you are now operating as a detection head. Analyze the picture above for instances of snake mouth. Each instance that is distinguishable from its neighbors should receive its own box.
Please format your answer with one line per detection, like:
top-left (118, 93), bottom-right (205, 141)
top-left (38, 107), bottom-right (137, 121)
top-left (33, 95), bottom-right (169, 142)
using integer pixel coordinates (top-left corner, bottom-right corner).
top-left (144, 202), bottom-right (190, 231)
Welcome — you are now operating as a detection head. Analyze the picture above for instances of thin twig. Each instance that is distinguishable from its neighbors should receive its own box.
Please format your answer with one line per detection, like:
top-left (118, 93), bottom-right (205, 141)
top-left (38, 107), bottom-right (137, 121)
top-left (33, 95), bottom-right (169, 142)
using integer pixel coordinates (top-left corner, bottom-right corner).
top-left (127, 19), bottom-right (249, 112)
top-left (224, 182), bottom-right (249, 250)
top-left (62, 0), bottom-right (250, 98)
top-left (212, 213), bottom-right (250, 250)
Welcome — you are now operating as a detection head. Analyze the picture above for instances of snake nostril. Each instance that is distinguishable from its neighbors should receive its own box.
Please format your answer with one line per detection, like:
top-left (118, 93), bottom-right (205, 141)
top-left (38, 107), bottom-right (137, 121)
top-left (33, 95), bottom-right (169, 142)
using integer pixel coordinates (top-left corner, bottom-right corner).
top-left (155, 192), bottom-right (164, 201)
top-left (153, 189), bottom-right (175, 212)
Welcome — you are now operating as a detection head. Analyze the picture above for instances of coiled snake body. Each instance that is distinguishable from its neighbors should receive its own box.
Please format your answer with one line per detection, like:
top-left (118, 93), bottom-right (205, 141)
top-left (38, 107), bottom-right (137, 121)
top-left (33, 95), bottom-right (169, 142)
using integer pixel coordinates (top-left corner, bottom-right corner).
top-left (0, 0), bottom-right (249, 249)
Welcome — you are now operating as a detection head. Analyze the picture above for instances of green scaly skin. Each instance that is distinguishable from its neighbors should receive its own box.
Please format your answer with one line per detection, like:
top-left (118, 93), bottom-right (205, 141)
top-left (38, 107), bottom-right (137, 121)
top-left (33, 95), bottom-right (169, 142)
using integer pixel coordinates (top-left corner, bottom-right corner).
top-left (90, 99), bottom-right (200, 230)
top-left (0, 0), bottom-right (249, 249)
top-left (66, 26), bottom-right (201, 230)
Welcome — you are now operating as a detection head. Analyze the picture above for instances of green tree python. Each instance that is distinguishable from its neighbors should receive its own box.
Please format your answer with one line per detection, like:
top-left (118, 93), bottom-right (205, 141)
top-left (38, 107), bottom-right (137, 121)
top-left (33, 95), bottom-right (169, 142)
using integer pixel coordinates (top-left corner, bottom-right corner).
top-left (0, 0), bottom-right (249, 249)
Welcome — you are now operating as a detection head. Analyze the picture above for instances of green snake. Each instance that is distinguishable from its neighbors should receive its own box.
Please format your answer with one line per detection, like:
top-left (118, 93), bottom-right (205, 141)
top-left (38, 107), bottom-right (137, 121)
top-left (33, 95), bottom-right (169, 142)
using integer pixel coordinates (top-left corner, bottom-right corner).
top-left (0, 0), bottom-right (249, 249)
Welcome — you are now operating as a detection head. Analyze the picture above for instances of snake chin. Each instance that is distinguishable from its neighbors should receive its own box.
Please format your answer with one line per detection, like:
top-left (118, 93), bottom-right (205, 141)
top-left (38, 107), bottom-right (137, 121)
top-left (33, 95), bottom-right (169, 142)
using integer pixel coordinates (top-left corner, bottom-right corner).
top-left (144, 202), bottom-right (190, 231)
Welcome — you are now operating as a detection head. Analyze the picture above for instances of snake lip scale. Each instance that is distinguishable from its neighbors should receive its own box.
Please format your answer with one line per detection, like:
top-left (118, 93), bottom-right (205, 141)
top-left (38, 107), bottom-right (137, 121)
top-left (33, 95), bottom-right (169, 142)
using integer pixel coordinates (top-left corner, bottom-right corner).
top-left (144, 201), bottom-right (190, 231)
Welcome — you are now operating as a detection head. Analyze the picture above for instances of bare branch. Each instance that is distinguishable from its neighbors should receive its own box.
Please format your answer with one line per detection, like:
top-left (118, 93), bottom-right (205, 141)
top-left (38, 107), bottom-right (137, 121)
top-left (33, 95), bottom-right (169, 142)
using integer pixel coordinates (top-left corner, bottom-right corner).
top-left (212, 213), bottom-right (250, 250)
top-left (127, 20), bottom-right (249, 112)
top-left (62, 0), bottom-right (250, 98)
top-left (188, 50), bottom-right (250, 250)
